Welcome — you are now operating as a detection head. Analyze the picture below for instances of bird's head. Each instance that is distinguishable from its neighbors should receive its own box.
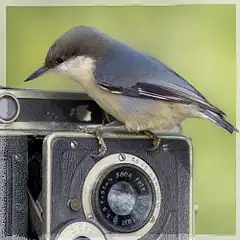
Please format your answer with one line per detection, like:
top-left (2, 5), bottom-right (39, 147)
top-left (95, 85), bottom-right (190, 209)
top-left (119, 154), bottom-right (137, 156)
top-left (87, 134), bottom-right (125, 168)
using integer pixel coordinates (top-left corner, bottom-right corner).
top-left (25, 26), bottom-right (111, 82)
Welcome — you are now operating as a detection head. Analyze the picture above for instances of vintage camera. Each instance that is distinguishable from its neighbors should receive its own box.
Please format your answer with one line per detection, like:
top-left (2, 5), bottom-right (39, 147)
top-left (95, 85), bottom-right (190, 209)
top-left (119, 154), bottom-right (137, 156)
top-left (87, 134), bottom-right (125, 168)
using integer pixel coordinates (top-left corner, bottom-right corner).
top-left (0, 87), bottom-right (194, 240)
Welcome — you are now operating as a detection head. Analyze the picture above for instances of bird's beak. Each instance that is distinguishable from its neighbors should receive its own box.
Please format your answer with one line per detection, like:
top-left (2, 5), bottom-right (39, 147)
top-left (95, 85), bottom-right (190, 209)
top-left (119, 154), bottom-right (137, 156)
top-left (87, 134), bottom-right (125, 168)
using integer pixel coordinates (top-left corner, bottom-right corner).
top-left (24, 66), bottom-right (49, 82)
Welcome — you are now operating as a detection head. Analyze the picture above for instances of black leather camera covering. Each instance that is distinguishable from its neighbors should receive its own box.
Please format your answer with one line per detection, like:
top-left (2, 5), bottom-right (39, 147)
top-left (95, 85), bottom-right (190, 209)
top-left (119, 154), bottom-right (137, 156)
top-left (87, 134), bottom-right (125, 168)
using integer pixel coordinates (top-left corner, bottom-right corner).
top-left (49, 135), bottom-right (191, 240)
top-left (0, 136), bottom-right (28, 239)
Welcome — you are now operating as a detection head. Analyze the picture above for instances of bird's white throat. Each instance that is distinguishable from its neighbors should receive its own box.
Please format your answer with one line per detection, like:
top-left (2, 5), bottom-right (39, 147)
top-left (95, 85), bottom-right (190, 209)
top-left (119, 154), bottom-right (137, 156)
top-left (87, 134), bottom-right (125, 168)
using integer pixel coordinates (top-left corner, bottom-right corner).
top-left (55, 55), bottom-right (96, 89)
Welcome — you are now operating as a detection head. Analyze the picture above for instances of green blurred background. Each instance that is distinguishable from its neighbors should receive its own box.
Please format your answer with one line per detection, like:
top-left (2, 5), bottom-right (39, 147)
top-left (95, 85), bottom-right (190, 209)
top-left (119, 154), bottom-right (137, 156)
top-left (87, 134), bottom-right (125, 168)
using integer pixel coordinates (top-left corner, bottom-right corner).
top-left (6, 5), bottom-right (236, 235)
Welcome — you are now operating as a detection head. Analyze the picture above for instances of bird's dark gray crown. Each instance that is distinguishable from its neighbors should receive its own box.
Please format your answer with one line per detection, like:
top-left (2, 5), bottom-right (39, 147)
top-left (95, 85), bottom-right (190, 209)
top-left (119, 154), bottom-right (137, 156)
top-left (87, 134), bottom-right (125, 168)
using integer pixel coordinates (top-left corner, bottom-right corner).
top-left (44, 26), bottom-right (112, 69)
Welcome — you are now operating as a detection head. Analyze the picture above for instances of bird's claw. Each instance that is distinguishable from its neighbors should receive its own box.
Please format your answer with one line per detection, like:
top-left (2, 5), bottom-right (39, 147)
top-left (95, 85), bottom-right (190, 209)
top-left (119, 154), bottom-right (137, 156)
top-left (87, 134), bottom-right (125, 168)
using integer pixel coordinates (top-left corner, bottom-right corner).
top-left (144, 131), bottom-right (161, 151)
top-left (148, 137), bottom-right (161, 151)
top-left (77, 125), bottom-right (107, 158)
top-left (90, 129), bottom-right (107, 158)
top-left (77, 125), bottom-right (97, 134)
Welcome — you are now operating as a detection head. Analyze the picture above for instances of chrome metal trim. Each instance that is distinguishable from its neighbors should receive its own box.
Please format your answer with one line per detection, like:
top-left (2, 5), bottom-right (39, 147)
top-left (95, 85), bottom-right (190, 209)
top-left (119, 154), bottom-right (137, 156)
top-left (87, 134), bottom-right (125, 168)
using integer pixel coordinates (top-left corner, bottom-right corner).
top-left (0, 88), bottom-right (91, 100)
top-left (0, 121), bottom-right (85, 131)
top-left (42, 132), bottom-right (194, 240)
top-left (82, 153), bottom-right (161, 240)
top-left (0, 131), bottom-right (33, 136)
top-left (0, 130), bottom-right (49, 136)
top-left (0, 92), bottom-right (20, 123)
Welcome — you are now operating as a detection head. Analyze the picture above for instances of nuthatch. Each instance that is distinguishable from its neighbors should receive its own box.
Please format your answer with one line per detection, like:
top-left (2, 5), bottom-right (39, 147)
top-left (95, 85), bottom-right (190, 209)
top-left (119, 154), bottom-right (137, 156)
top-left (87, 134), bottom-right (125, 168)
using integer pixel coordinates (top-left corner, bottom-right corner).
top-left (25, 26), bottom-right (238, 157)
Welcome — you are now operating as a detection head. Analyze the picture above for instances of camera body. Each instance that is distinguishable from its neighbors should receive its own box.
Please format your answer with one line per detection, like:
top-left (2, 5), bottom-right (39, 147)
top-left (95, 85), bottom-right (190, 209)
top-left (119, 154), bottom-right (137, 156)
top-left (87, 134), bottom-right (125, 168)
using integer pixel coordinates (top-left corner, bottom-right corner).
top-left (0, 88), bottom-right (194, 240)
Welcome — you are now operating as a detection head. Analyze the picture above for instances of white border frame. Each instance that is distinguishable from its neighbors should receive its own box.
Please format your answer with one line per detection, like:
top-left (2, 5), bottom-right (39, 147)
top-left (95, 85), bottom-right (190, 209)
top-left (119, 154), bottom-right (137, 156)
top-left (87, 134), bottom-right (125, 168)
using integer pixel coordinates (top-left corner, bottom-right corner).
top-left (0, 1), bottom-right (239, 240)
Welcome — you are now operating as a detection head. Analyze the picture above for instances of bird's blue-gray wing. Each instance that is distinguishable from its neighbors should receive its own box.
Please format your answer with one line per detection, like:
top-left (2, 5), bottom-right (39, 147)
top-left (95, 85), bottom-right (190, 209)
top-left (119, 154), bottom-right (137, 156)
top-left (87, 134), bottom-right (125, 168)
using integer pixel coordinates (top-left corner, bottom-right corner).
top-left (94, 41), bottom-right (225, 116)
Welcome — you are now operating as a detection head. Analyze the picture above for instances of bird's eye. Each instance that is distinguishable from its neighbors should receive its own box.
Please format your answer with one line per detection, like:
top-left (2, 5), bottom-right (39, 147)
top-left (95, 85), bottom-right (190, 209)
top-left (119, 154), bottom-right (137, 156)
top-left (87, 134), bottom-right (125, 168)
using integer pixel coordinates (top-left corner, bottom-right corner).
top-left (56, 57), bottom-right (64, 64)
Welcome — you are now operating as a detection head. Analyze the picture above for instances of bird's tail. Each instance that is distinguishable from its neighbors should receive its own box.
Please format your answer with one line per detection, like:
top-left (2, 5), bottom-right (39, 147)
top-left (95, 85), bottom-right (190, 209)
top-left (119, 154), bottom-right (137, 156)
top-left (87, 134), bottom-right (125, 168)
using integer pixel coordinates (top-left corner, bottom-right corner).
top-left (200, 108), bottom-right (238, 134)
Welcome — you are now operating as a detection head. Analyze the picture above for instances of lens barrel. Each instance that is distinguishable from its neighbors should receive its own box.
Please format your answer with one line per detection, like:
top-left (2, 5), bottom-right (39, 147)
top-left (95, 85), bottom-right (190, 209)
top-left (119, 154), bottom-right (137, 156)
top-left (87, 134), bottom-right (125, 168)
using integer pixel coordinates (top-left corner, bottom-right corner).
top-left (92, 165), bottom-right (155, 233)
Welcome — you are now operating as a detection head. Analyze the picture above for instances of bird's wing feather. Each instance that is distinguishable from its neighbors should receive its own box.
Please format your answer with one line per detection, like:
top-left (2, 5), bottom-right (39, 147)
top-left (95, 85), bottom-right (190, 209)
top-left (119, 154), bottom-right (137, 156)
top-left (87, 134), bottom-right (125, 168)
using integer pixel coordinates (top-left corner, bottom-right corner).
top-left (94, 41), bottom-right (225, 116)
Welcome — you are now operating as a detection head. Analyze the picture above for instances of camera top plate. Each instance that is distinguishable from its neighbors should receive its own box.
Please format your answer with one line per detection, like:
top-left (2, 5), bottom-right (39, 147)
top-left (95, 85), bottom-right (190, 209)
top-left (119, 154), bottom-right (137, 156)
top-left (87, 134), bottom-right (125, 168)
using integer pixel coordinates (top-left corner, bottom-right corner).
top-left (0, 87), bottom-right (103, 134)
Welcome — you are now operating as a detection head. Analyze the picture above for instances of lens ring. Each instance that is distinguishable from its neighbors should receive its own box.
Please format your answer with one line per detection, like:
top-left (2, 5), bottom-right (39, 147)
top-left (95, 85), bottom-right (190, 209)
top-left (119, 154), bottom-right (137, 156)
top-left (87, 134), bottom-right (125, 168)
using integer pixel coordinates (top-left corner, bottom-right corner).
top-left (0, 93), bottom-right (20, 124)
top-left (92, 164), bottom-right (155, 233)
top-left (82, 153), bottom-right (161, 240)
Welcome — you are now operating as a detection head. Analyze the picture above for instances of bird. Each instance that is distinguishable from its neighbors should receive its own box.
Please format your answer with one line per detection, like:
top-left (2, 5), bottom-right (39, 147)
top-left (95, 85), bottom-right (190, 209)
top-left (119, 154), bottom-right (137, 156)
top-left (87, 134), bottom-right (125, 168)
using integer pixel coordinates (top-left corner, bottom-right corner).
top-left (25, 25), bottom-right (238, 157)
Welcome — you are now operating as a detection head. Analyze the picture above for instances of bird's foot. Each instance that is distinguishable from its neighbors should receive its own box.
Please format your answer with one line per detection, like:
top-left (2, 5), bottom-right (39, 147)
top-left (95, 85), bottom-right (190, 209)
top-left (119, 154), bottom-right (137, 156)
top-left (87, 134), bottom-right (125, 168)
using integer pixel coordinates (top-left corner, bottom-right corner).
top-left (76, 125), bottom-right (107, 158)
top-left (77, 125), bottom-right (98, 134)
top-left (143, 131), bottom-right (161, 151)
top-left (76, 121), bottom-right (126, 158)
top-left (93, 128), bottom-right (107, 158)
top-left (143, 125), bottom-right (182, 151)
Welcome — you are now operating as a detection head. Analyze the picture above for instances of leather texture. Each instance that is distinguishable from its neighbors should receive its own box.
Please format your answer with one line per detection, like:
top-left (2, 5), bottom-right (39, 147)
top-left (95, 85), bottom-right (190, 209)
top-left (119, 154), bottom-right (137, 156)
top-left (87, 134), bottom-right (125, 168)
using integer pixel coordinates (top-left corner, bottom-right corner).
top-left (48, 135), bottom-right (191, 240)
top-left (0, 136), bottom-right (28, 239)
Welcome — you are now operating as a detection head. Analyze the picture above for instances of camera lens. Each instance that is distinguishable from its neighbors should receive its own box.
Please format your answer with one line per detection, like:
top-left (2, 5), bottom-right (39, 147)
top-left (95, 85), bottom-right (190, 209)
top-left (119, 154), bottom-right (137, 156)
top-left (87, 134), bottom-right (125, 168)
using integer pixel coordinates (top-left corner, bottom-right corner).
top-left (93, 165), bottom-right (155, 233)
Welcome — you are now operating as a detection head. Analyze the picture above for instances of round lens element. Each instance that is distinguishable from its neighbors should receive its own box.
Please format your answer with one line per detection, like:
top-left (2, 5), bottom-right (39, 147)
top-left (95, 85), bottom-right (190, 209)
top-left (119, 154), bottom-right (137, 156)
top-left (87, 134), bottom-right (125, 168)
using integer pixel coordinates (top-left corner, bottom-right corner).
top-left (107, 181), bottom-right (137, 216)
top-left (93, 166), bottom-right (155, 233)
top-left (0, 93), bottom-right (20, 123)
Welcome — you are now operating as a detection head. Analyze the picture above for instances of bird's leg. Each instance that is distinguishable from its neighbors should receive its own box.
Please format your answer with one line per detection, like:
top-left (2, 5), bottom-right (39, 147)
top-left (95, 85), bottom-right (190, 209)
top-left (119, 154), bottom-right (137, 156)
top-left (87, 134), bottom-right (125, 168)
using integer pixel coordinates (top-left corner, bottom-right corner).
top-left (76, 121), bottom-right (126, 158)
top-left (143, 124), bottom-right (183, 151)
top-left (77, 121), bottom-right (125, 133)
top-left (76, 125), bottom-right (107, 158)
top-left (143, 131), bottom-right (161, 151)
top-left (92, 121), bottom-right (126, 158)
top-left (93, 128), bottom-right (107, 158)
top-left (103, 111), bottom-right (112, 124)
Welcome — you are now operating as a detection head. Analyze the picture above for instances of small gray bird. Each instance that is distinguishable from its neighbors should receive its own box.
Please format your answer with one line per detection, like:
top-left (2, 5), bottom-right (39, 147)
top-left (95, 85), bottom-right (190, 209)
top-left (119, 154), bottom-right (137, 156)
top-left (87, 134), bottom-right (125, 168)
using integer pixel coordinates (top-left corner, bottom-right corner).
top-left (25, 26), bottom-right (238, 157)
